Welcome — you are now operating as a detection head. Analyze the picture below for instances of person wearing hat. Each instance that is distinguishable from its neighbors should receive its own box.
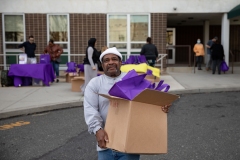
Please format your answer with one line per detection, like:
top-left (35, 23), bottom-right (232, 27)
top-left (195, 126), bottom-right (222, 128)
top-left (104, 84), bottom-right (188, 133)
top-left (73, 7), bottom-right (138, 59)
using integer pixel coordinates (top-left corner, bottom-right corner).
top-left (205, 36), bottom-right (218, 71)
top-left (83, 47), bottom-right (140, 159)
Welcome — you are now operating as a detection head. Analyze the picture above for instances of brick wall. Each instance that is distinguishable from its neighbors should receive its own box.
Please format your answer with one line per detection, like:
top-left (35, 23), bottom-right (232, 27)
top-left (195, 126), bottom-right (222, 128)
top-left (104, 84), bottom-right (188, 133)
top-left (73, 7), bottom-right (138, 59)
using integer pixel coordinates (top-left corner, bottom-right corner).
top-left (25, 14), bottom-right (47, 57)
top-left (70, 13), bottom-right (107, 64)
top-left (151, 13), bottom-right (167, 68)
top-left (0, 13), bottom-right (3, 70)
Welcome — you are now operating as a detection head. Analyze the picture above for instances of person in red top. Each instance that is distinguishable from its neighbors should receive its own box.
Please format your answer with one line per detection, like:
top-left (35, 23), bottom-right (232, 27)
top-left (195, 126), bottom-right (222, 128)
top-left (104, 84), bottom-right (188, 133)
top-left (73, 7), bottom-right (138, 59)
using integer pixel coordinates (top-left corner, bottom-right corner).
top-left (44, 39), bottom-right (63, 83)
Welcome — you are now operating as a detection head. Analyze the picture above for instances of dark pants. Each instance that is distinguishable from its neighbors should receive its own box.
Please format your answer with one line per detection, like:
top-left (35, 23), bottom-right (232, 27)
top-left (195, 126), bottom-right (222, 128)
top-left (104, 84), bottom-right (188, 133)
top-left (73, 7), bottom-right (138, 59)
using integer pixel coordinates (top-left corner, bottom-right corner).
top-left (147, 59), bottom-right (155, 67)
top-left (196, 56), bottom-right (203, 69)
top-left (212, 59), bottom-right (222, 74)
top-left (51, 61), bottom-right (59, 78)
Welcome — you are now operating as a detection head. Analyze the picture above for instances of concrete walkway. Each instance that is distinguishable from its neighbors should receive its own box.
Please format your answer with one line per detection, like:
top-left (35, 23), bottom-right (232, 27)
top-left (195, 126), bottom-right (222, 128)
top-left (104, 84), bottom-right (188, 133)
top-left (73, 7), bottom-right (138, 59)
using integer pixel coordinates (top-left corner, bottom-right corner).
top-left (1, 67), bottom-right (240, 119)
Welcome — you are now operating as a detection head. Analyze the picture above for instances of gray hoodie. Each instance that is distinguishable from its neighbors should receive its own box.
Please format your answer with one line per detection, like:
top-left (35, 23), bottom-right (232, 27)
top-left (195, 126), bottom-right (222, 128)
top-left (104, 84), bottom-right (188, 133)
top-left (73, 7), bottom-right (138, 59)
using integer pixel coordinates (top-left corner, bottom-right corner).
top-left (84, 72), bottom-right (126, 151)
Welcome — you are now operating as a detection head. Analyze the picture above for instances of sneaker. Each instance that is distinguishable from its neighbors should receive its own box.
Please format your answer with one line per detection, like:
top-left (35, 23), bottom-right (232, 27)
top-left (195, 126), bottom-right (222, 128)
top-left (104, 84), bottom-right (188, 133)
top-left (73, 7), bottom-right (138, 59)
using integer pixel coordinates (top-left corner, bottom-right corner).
top-left (56, 79), bottom-right (59, 83)
top-left (198, 68), bottom-right (202, 70)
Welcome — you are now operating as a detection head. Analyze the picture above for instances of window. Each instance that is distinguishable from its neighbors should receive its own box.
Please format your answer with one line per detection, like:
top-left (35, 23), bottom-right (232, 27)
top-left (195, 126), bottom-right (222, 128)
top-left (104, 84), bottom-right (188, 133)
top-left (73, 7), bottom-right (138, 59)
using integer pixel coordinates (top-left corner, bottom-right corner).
top-left (47, 14), bottom-right (70, 65)
top-left (109, 15), bottom-right (127, 49)
top-left (48, 14), bottom-right (69, 49)
top-left (130, 15), bottom-right (148, 48)
top-left (3, 14), bottom-right (25, 49)
top-left (108, 14), bottom-right (150, 56)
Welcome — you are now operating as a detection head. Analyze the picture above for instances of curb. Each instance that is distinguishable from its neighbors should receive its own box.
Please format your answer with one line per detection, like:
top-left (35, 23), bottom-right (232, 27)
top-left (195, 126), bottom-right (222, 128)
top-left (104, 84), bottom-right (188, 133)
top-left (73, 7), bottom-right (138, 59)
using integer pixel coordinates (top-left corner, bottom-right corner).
top-left (1, 87), bottom-right (240, 119)
top-left (0, 101), bottom-right (83, 120)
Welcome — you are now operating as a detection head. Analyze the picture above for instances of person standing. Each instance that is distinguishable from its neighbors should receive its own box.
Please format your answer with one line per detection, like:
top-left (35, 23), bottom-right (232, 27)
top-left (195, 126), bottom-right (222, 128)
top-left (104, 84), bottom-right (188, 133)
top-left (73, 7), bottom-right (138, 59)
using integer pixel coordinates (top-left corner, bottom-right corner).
top-left (140, 37), bottom-right (159, 67)
top-left (205, 36), bottom-right (218, 71)
top-left (193, 38), bottom-right (205, 70)
top-left (84, 47), bottom-right (140, 160)
top-left (18, 35), bottom-right (36, 61)
top-left (81, 38), bottom-right (99, 94)
top-left (43, 39), bottom-right (63, 83)
top-left (210, 40), bottom-right (224, 75)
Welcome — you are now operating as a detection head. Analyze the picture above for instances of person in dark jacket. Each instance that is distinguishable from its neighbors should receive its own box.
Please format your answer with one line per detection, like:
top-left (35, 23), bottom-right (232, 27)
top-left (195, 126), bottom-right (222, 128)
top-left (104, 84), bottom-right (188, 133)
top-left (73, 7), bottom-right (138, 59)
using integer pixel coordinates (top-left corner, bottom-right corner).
top-left (140, 37), bottom-right (159, 67)
top-left (18, 35), bottom-right (36, 58)
top-left (210, 40), bottom-right (224, 75)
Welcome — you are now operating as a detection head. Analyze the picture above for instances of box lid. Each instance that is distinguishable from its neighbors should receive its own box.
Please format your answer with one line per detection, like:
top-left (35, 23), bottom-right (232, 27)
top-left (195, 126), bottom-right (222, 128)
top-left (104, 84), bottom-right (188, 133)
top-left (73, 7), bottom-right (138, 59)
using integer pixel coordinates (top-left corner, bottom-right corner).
top-left (99, 89), bottom-right (179, 106)
top-left (132, 89), bottom-right (179, 106)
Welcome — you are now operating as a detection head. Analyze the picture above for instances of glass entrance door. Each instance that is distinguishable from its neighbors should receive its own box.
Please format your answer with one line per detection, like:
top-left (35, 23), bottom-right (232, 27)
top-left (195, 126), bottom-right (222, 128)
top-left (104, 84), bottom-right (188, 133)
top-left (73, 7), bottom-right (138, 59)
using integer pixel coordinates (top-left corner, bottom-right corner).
top-left (166, 28), bottom-right (176, 64)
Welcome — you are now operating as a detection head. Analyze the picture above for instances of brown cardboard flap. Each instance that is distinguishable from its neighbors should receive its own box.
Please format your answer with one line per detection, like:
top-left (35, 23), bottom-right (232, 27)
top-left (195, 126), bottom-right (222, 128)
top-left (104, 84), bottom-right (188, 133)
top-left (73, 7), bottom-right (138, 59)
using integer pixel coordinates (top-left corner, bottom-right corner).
top-left (132, 89), bottom-right (179, 106)
top-left (73, 76), bottom-right (85, 80)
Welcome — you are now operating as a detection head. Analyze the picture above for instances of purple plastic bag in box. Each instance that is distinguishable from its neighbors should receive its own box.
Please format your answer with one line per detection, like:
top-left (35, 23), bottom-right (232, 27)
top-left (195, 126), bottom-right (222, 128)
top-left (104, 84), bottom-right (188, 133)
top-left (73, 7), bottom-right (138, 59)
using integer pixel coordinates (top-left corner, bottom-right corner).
top-left (66, 62), bottom-right (77, 72)
top-left (155, 80), bottom-right (170, 92)
top-left (77, 64), bottom-right (84, 72)
top-left (121, 69), bottom-right (139, 81)
top-left (124, 55), bottom-right (136, 64)
top-left (109, 73), bottom-right (151, 100)
top-left (137, 55), bottom-right (147, 63)
top-left (146, 69), bottom-right (152, 75)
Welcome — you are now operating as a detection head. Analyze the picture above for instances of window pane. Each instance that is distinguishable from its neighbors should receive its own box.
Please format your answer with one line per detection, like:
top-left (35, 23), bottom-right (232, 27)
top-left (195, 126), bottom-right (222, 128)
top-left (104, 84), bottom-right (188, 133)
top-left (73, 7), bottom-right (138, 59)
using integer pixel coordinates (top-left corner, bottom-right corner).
top-left (109, 15), bottom-right (127, 42)
top-left (6, 44), bottom-right (21, 49)
top-left (49, 15), bottom-right (68, 42)
top-left (56, 43), bottom-right (68, 49)
top-left (131, 43), bottom-right (145, 49)
top-left (130, 15), bottom-right (148, 41)
top-left (4, 15), bottom-right (24, 42)
top-left (167, 31), bottom-right (173, 45)
top-left (109, 43), bottom-right (127, 49)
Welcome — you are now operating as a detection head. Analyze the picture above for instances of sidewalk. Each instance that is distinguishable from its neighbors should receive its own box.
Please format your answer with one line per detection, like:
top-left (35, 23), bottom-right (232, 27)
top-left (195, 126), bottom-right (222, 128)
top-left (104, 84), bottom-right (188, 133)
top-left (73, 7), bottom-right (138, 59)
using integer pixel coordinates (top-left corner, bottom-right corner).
top-left (1, 67), bottom-right (240, 119)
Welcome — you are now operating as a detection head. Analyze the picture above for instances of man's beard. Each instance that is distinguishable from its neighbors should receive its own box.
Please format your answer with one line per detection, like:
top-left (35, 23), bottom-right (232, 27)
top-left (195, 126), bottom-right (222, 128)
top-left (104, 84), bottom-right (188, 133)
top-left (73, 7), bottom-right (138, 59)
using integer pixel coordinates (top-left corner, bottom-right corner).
top-left (106, 66), bottom-right (119, 77)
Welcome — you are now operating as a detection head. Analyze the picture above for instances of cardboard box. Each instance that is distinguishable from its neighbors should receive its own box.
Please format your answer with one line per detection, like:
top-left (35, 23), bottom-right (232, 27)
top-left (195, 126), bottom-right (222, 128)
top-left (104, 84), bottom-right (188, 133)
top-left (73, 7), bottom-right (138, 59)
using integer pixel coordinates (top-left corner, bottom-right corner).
top-left (66, 72), bottom-right (79, 83)
top-left (100, 89), bottom-right (179, 154)
top-left (71, 77), bottom-right (85, 92)
top-left (79, 71), bottom-right (85, 77)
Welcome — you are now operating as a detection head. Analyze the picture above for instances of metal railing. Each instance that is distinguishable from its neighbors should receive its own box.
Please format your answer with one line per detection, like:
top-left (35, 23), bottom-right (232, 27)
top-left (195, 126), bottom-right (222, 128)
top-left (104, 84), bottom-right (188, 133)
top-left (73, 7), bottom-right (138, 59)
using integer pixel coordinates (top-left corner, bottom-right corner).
top-left (230, 50), bottom-right (234, 74)
top-left (156, 54), bottom-right (168, 72)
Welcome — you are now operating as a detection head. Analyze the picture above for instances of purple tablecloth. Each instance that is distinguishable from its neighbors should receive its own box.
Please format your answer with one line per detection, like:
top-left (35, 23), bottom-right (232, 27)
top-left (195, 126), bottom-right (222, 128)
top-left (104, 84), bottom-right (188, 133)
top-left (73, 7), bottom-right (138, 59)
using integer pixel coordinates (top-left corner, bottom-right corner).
top-left (8, 64), bottom-right (55, 87)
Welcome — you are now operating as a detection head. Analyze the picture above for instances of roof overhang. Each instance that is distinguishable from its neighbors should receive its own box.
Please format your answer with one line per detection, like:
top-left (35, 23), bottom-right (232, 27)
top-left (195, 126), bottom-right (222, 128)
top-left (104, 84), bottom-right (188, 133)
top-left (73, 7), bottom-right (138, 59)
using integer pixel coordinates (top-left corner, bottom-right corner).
top-left (228, 4), bottom-right (240, 19)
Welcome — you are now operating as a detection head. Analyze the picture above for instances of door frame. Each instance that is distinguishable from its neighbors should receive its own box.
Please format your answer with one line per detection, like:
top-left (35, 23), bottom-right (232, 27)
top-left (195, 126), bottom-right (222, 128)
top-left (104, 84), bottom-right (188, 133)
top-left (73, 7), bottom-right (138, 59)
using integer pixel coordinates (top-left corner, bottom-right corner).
top-left (166, 28), bottom-right (176, 64)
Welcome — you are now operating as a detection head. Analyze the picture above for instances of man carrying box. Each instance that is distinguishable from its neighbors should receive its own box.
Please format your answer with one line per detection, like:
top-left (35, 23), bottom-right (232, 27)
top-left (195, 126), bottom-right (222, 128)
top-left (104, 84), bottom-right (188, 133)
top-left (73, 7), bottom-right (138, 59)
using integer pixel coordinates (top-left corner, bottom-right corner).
top-left (84, 47), bottom-right (170, 160)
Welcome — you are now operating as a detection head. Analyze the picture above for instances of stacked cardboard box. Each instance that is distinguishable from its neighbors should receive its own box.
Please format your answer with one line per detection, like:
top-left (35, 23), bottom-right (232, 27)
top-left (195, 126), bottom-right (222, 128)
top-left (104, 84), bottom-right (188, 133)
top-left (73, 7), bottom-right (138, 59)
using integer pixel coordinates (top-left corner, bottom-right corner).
top-left (79, 71), bottom-right (84, 77)
top-left (71, 77), bottom-right (85, 92)
top-left (66, 72), bottom-right (79, 83)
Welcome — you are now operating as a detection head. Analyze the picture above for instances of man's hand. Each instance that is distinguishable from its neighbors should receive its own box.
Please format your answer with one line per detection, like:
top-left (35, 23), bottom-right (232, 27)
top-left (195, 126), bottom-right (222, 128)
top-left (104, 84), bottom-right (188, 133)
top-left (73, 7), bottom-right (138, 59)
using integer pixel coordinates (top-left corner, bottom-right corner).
top-left (92, 66), bottom-right (96, 70)
top-left (161, 104), bottom-right (171, 113)
top-left (96, 128), bottom-right (108, 148)
top-left (20, 48), bottom-right (25, 52)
